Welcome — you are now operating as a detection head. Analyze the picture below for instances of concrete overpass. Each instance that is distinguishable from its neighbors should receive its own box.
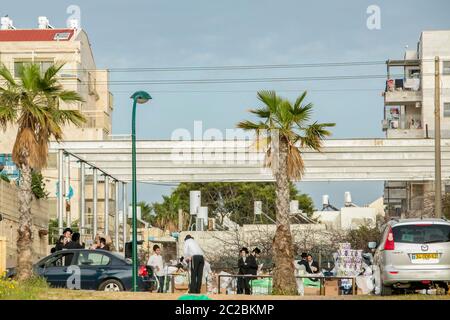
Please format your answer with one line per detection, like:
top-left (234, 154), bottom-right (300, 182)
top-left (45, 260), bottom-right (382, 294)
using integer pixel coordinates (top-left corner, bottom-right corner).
top-left (50, 138), bottom-right (450, 182)
top-left (49, 138), bottom-right (448, 251)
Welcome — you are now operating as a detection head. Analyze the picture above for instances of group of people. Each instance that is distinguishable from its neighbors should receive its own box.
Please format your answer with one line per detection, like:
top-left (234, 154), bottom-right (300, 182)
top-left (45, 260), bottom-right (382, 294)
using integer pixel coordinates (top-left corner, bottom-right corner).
top-left (297, 252), bottom-right (320, 278)
top-left (51, 228), bottom-right (111, 254)
top-left (237, 247), bottom-right (261, 294)
top-left (145, 234), bottom-right (208, 294)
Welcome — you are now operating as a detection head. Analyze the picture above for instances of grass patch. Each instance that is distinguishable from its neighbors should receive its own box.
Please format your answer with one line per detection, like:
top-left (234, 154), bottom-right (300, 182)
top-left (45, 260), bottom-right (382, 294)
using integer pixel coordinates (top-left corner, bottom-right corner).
top-left (0, 274), bottom-right (49, 300)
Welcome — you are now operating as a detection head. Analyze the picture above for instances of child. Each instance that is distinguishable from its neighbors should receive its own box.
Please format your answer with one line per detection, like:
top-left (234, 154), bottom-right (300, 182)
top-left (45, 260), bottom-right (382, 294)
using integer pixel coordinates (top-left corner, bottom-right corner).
top-left (147, 245), bottom-right (165, 292)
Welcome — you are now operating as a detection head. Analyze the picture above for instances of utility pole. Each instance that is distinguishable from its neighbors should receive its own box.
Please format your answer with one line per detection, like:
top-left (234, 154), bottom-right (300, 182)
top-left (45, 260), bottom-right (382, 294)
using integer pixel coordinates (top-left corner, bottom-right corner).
top-left (434, 56), bottom-right (442, 218)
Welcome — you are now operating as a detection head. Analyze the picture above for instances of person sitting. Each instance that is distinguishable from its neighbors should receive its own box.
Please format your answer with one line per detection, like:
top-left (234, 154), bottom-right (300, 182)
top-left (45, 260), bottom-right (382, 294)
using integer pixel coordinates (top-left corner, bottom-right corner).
top-left (307, 254), bottom-right (320, 274)
top-left (297, 252), bottom-right (310, 272)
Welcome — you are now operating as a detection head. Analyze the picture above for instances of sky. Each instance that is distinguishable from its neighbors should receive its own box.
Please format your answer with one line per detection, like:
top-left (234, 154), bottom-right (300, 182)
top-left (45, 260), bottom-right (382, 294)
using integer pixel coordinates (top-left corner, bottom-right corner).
top-left (2, 0), bottom-right (450, 208)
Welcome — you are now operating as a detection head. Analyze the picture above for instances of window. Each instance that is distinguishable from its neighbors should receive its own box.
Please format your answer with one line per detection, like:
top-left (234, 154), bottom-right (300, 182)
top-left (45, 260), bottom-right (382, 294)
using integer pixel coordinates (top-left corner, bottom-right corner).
top-left (54, 32), bottom-right (71, 40)
top-left (77, 252), bottom-right (110, 266)
top-left (444, 61), bottom-right (450, 75)
top-left (393, 224), bottom-right (450, 244)
top-left (14, 60), bottom-right (53, 78)
top-left (444, 103), bottom-right (450, 118)
top-left (43, 252), bottom-right (75, 267)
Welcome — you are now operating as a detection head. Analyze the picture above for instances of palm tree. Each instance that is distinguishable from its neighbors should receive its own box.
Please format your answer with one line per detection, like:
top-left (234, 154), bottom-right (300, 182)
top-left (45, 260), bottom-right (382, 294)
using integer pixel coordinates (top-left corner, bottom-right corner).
top-left (237, 90), bottom-right (334, 295)
top-left (0, 63), bottom-right (85, 281)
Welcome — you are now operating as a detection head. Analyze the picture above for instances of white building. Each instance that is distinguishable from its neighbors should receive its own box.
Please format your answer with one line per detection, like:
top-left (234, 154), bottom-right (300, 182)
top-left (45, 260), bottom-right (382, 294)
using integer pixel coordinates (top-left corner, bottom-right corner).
top-left (382, 30), bottom-right (450, 215)
top-left (312, 195), bottom-right (383, 230)
top-left (0, 17), bottom-right (115, 238)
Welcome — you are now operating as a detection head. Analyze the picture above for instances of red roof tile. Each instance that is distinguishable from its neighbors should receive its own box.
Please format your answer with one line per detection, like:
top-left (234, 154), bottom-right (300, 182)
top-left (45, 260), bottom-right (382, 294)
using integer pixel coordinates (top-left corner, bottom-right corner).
top-left (0, 29), bottom-right (75, 42)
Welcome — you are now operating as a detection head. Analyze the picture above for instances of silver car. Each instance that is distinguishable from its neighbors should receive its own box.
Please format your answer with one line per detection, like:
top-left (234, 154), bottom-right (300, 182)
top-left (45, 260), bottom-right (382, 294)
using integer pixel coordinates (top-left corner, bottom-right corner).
top-left (371, 218), bottom-right (450, 295)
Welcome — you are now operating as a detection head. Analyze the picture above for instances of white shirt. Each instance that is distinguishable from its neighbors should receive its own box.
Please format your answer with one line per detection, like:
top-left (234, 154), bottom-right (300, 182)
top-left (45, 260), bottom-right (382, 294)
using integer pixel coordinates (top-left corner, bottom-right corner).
top-left (184, 238), bottom-right (204, 258)
top-left (147, 254), bottom-right (164, 277)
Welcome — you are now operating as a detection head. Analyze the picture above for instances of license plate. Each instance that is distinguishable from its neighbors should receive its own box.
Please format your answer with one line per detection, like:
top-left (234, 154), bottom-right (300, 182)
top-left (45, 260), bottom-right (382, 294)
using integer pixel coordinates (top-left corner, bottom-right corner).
top-left (411, 253), bottom-right (438, 260)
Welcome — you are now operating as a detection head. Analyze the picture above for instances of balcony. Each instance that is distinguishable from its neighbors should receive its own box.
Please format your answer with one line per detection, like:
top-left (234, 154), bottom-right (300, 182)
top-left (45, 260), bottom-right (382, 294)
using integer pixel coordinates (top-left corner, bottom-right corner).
top-left (384, 90), bottom-right (422, 105)
top-left (384, 78), bottom-right (422, 105)
top-left (382, 103), bottom-right (423, 138)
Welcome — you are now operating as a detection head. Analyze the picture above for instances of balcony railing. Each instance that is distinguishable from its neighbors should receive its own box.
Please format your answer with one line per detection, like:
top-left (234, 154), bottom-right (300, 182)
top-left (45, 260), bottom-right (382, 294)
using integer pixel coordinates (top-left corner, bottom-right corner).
top-left (384, 78), bottom-right (422, 105)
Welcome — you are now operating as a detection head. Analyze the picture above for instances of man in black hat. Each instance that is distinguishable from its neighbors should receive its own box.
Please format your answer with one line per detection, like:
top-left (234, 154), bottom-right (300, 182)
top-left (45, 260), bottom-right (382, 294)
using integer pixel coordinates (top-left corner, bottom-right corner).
top-left (62, 228), bottom-right (73, 247)
top-left (237, 247), bottom-right (250, 294)
top-left (298, 252), bottom-right (311, 273)
top-left (183, 235), bottom-right (205, 293)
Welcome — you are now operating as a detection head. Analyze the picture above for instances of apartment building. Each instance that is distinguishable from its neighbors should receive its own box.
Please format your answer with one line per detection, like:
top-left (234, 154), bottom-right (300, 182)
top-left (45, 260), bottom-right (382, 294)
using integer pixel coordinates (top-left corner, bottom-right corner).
top-left (382, 30), bottom-right (450, 216)
top-left (0, 17), bottom-right (116, 239)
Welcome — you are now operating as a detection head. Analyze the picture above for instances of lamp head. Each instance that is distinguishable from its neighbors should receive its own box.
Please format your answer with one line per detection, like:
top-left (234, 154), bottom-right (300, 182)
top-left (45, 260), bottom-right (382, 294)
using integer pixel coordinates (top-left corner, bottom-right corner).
top-left (131, 91), bottom-right (152, 104)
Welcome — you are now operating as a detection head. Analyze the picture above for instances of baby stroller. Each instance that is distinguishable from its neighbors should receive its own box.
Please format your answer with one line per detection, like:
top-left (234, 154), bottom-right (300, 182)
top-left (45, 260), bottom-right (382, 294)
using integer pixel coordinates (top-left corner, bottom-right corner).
top-left (144, 265), bottom-right (160, 293)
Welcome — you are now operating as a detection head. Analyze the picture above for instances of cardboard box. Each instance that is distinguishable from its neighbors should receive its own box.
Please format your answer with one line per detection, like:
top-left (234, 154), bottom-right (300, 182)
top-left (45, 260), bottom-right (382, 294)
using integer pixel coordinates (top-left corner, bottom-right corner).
top-left (303, 287), bottom-right (321, 296)
top-left (324, 280), bottom-right (339, 296)
top-left (174, 288), bottom-right (188, 294)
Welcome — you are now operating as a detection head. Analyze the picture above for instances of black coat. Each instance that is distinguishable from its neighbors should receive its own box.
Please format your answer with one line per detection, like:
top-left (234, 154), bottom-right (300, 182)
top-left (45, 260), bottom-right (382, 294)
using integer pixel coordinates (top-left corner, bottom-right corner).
top-left (64, 241), bottom-right (83, 250)
top-left (54, 242), bottom-right (64, 252)
top-left (238, 257), bottom-right (248, 275)
top-left (298, 259), bottom-right (311, 273)
top-left (246, 255), bottom-right (258, 275)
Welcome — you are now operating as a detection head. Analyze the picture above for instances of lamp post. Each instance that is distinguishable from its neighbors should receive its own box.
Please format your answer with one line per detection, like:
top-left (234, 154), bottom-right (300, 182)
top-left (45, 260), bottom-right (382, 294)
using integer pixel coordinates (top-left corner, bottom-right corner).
top-left (130, 90), bottom-right (152, 291)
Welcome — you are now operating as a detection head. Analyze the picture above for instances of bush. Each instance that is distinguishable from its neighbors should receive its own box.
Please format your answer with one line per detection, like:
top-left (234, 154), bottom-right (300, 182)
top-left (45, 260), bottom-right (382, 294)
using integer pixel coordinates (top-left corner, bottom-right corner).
top-left (0, 273), bottom-right (48, 300)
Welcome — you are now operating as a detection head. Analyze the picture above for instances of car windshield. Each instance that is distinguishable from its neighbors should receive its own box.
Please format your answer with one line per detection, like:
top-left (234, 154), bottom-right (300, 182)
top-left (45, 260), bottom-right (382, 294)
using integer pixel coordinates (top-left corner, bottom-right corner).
top-left (393, 224), bottom-right (450, 244)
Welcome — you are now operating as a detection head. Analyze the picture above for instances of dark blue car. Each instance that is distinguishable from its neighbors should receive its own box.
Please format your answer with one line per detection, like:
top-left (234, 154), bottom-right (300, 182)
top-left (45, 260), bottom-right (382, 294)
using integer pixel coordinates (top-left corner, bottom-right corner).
top-left (9, 249), bottom-right (151, 291)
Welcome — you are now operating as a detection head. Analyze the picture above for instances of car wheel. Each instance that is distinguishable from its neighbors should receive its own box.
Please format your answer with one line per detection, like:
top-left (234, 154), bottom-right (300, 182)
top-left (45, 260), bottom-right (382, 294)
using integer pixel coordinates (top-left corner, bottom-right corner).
top-left (99, 279), bottom-right (124, 292)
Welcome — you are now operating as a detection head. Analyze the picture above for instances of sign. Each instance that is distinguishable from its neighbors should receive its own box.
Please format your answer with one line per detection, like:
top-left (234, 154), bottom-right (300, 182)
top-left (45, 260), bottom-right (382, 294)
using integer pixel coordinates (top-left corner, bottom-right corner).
top-left (0, 154), bottom-right (19, 180)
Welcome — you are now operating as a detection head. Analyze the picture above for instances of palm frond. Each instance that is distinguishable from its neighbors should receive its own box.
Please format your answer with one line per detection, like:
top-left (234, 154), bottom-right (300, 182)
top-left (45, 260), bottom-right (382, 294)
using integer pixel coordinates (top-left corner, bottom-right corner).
top-left (257, 90), bottom-right (279, 114)
top-left (0, 64), bottom-right (16, 86)
top-left (57, 90), bottom-right (84, 103)
top-left (249, 107), bottom-right (270, 119)
top-left (0, 105), bottom-right (18, 130)
top-left (236, 120), bottom-right (268, 131)
top-left (43, 62), bottom-right (65, 83)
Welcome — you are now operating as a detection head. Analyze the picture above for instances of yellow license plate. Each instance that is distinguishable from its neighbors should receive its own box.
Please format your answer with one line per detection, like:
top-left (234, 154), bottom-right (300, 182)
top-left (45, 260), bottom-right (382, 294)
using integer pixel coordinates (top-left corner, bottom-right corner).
top-left (412, 253), bottom-right (438, 260)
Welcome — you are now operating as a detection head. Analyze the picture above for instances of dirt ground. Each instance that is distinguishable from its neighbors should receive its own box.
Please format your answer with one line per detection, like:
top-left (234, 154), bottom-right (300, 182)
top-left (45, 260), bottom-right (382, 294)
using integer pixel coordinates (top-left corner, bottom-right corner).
top-left (37, 289), bottom-right (450, 300)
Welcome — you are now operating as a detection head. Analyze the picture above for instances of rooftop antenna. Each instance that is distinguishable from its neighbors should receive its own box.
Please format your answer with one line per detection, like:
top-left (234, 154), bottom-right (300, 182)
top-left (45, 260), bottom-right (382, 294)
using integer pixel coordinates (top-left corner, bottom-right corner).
top-left (254, 200), bottom-right (276, 224)
top-left (1, 16), bottom-right (15, 30)
top-left (344, 192), bottom-right (357, 207)
top-left (38, 16), bottom-right (54, 29)
top-left (322, 195), bottom-right (338, 211)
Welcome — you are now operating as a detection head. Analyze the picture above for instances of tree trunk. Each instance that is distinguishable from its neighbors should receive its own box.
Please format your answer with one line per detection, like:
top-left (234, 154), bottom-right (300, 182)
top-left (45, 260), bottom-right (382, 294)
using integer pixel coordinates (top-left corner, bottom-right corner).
top-left (16, 162), bottom-right (34, 281)
top-left (272, 137), bottom-right (297, 295)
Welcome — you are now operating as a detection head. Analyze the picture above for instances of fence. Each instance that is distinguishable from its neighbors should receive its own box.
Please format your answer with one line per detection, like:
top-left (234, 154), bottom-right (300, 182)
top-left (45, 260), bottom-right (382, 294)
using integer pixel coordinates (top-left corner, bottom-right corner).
top-left (217, 274), bottom-right (358, 296)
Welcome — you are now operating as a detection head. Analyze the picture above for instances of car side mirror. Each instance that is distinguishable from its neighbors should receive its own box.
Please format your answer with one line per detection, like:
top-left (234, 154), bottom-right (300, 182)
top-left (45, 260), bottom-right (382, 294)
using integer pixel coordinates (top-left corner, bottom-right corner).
top-left (368, 242), bottom-right (377, 249)
top-left (81, 260), bottom-right (94, 265)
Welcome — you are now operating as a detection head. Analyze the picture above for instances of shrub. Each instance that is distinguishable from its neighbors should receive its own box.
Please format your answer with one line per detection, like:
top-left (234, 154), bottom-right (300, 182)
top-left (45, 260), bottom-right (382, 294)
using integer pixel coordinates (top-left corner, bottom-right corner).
top-left (0, 273), bottom-right (48, 300)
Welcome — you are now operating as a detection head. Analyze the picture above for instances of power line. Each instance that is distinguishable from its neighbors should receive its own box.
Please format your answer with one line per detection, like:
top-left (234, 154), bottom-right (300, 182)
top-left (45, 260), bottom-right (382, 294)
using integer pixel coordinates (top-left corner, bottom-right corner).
top-left (58, 73), bottom-right (411, 86)
top-left (107, 88), bottom-right (382, 94)
top-left (106, 60), bottom-right (387, 72)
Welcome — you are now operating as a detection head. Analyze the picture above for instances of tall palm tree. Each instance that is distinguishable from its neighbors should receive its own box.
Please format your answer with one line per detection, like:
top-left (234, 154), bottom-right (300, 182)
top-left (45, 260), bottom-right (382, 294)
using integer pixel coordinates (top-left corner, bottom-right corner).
top-left (237, 90), bottom-right (334, 295)
top-left (0, 63), bottom-right (85, 281)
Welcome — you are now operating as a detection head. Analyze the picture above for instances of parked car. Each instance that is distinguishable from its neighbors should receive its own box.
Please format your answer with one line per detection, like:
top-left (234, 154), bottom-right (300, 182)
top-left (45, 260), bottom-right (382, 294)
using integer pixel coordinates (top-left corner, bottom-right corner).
top-left (370, 218), bottom-right (450, 295)
top-left (7, 249), bottom-right (151, 292)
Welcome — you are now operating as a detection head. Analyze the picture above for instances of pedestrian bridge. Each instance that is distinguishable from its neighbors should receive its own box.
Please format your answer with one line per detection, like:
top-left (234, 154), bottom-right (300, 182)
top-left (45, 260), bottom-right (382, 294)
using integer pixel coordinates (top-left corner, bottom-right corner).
top-left (50, 138), bottom-right (450, 182)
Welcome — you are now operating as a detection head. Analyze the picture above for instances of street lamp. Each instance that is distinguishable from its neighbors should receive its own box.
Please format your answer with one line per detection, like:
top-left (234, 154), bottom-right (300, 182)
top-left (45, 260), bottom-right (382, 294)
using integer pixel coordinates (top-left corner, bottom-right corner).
top-left (130, 90), bottom-right (152, 291)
